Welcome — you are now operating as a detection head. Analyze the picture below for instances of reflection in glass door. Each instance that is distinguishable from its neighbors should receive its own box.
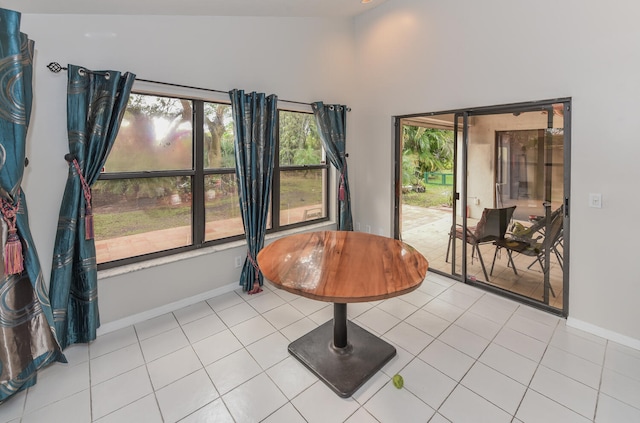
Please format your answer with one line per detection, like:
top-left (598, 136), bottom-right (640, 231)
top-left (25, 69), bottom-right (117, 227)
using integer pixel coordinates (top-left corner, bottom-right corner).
top-left (397, 100), bottom-right (569, 314)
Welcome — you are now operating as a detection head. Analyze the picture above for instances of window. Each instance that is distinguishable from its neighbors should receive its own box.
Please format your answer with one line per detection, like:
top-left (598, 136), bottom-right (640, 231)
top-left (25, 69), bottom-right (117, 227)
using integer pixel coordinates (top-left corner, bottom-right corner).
top-left (94, 93), bottom-right (329, 267)
top-left (275, 110), bottom-right (328, 227)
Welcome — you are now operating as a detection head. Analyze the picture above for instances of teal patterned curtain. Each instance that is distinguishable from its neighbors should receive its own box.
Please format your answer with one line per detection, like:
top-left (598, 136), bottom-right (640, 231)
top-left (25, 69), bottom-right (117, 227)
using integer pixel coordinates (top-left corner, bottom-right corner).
top-left (50, 64), bottom-right (135, 349)
top-left (229, 89), bottom-right (277, 294)
top-left (311, 102), bottom-right (353, 231)
top-left (0, 8), bottom-right (65, 403)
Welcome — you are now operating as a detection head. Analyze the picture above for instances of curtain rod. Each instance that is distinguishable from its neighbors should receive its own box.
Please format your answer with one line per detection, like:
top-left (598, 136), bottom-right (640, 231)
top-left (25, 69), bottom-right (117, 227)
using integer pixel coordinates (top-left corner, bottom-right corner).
top-left (46, 62), bottom-right (351, 110)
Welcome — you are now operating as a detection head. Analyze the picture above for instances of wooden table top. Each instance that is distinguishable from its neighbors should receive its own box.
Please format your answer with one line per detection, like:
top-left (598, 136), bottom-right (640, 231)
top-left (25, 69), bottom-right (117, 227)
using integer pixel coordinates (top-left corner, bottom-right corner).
top-left (257, 231), bottom-right (428, 303)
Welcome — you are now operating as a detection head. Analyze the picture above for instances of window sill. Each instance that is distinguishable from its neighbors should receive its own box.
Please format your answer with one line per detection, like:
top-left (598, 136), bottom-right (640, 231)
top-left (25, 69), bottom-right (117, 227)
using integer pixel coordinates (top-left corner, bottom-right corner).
top-left (98, 220), bottom-right (337, 280)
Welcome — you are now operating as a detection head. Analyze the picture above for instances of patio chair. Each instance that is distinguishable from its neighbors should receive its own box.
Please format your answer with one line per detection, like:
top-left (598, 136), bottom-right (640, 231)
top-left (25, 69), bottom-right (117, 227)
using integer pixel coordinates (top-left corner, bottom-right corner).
top-left (490, 209), bottom-right (564, 297)
top-left (510, 204), bottom-right (563, 244)
top-left (509, 204), bottom-right (564, 271)
top-left (445, 206), bottom-right (516, 281)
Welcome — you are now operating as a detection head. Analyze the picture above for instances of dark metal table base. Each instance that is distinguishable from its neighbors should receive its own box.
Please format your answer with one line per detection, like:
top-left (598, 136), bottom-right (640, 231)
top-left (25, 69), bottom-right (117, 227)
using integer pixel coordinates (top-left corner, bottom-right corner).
top-left (288, 303), bottom-right (396, 398)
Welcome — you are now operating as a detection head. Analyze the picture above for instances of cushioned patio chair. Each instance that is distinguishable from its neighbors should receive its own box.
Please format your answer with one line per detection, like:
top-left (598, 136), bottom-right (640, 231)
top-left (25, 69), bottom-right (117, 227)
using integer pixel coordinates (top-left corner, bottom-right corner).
top-left (445, 206), bottom-right (516, 281)
top-left (508, 204), bottom-right (564, 272)
top-left (490, 209), bottom-right (564, 297)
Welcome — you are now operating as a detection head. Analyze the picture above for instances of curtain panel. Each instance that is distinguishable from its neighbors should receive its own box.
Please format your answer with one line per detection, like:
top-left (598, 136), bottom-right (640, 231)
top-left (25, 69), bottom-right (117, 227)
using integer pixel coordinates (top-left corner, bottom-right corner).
top-left (0, 8), bottom-right (65, 403)
top-left (311, 102), bottom-right (353, 231)
top-left (50, 65), bottom-right (135, 349)
top-left (229, 89), bottom-right (277, 294)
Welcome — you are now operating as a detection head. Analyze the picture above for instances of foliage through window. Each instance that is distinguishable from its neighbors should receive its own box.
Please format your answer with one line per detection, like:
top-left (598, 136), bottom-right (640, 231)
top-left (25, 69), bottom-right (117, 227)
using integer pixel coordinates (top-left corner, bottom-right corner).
top-left (93, 93), bottom-right (329, 267)
top-left (401, 126), bottom-right (454, 187)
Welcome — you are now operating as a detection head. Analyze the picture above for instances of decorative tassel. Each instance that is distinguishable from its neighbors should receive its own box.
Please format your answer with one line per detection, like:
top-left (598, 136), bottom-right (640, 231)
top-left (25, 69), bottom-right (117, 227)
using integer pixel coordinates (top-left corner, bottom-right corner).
top-left (1, 195), bottom-right (23, 275)
top-left (248, 281), bottom-right (263, 295)
top-left (85, 207), bottom-right (94, 240)
top-left (71, 158), bottom-right (94, 240)
top-left (339, 157), bottom-right (348, 202)
top-left (4, 228), bottom-right (23, 275)
top-left (338, 172), bottom-right (345, 202)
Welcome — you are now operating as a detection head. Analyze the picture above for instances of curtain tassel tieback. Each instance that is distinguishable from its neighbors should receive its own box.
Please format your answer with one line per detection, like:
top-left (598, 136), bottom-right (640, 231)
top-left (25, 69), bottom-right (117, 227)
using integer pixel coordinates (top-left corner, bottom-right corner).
top-left (70, 158), bottom-right (94, 240)
top-left (246, 251), bottom-right (263, 295)
top-left (338, 158), bottom-right (348, 202)
top-left (339, 173), bottom-right (345, 202)
top-left (1, 194), bottom-right (23, 275)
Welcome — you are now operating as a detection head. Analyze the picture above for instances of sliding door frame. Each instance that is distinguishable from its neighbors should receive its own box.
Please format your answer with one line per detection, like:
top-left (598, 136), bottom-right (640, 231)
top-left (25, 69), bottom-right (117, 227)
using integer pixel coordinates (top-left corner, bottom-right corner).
top-left (394, 98), bottom-right (571, 317)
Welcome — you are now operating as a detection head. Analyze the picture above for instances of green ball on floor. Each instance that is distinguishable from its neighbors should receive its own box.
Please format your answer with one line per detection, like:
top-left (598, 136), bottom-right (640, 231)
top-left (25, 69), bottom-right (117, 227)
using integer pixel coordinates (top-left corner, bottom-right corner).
top-left (392, 374), bottom-right (404, 389)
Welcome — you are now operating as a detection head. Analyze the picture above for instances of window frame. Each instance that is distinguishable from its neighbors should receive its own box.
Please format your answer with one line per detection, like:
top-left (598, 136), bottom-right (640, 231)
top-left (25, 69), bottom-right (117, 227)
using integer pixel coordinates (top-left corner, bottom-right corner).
top-left (96, 91), bottom-right (330, 270)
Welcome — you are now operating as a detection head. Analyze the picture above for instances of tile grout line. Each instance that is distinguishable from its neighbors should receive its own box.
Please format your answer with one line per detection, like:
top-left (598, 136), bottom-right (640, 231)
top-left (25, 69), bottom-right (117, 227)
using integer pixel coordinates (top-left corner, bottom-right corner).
top-left (591, 338), bottom-right (609, 423)
top-left (432, 288), bottom-right (518, 421)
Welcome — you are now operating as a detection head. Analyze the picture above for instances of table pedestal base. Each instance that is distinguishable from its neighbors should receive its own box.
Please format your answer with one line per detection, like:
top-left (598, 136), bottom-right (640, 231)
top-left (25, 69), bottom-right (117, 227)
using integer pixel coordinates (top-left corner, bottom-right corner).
top-left (288, 316), bottom-right (396, 398)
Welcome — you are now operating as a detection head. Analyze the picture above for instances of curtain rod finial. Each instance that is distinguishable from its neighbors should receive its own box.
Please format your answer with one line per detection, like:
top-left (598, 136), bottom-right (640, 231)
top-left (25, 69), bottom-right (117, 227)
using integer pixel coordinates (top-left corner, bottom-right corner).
top-left (47, 62), bottom-right (66, 73)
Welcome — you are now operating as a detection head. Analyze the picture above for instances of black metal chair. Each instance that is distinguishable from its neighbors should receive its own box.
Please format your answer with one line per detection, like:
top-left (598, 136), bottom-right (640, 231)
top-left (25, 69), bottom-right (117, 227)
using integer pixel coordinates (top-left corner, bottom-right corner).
top-left (445, 206), bottom-right (516, 281)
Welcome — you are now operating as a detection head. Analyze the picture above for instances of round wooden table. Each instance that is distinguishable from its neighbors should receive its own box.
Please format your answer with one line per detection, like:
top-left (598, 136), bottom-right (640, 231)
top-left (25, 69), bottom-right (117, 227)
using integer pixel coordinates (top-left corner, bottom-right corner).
top-left (257, 230), bottom-right (428, 397)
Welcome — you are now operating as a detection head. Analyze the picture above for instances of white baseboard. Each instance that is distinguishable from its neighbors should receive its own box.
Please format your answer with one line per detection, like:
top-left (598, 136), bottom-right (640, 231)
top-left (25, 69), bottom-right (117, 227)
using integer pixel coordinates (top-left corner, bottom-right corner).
top-left (96, 282), bottom-right (239, 336)
top-left (566, 317), bottom-right (640, 351)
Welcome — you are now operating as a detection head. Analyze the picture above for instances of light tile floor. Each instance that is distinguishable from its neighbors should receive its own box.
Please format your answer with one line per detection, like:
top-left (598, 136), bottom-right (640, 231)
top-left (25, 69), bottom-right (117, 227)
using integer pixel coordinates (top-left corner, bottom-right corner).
top-left (2, 273), bottom-right (640, 422)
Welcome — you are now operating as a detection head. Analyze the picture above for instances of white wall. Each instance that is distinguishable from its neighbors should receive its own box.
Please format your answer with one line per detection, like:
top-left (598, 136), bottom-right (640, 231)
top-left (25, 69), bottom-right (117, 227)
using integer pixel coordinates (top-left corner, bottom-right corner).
top-left (352, 0), bottom-right (640, 343)
top-left (19, 14), bottom-right (354, 323)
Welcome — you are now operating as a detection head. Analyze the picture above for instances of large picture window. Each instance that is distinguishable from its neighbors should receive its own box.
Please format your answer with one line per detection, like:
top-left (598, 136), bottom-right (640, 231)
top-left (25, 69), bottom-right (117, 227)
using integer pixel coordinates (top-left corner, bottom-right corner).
top-left (94, 93), bottom-right (329, 267)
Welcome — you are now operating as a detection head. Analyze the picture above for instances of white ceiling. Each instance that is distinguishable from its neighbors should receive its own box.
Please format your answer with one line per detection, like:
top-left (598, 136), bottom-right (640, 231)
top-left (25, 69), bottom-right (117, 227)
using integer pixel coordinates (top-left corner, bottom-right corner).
top-left (2, 0), bottom-right (388, 18)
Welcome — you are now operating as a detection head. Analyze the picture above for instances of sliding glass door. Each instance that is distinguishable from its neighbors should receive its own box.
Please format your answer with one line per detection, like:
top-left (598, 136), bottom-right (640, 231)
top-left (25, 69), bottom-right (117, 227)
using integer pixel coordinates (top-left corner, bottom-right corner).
top-left (396, 100), bottom-right (570, 315)
top-left (395, 115), bottom-right (457, 279)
